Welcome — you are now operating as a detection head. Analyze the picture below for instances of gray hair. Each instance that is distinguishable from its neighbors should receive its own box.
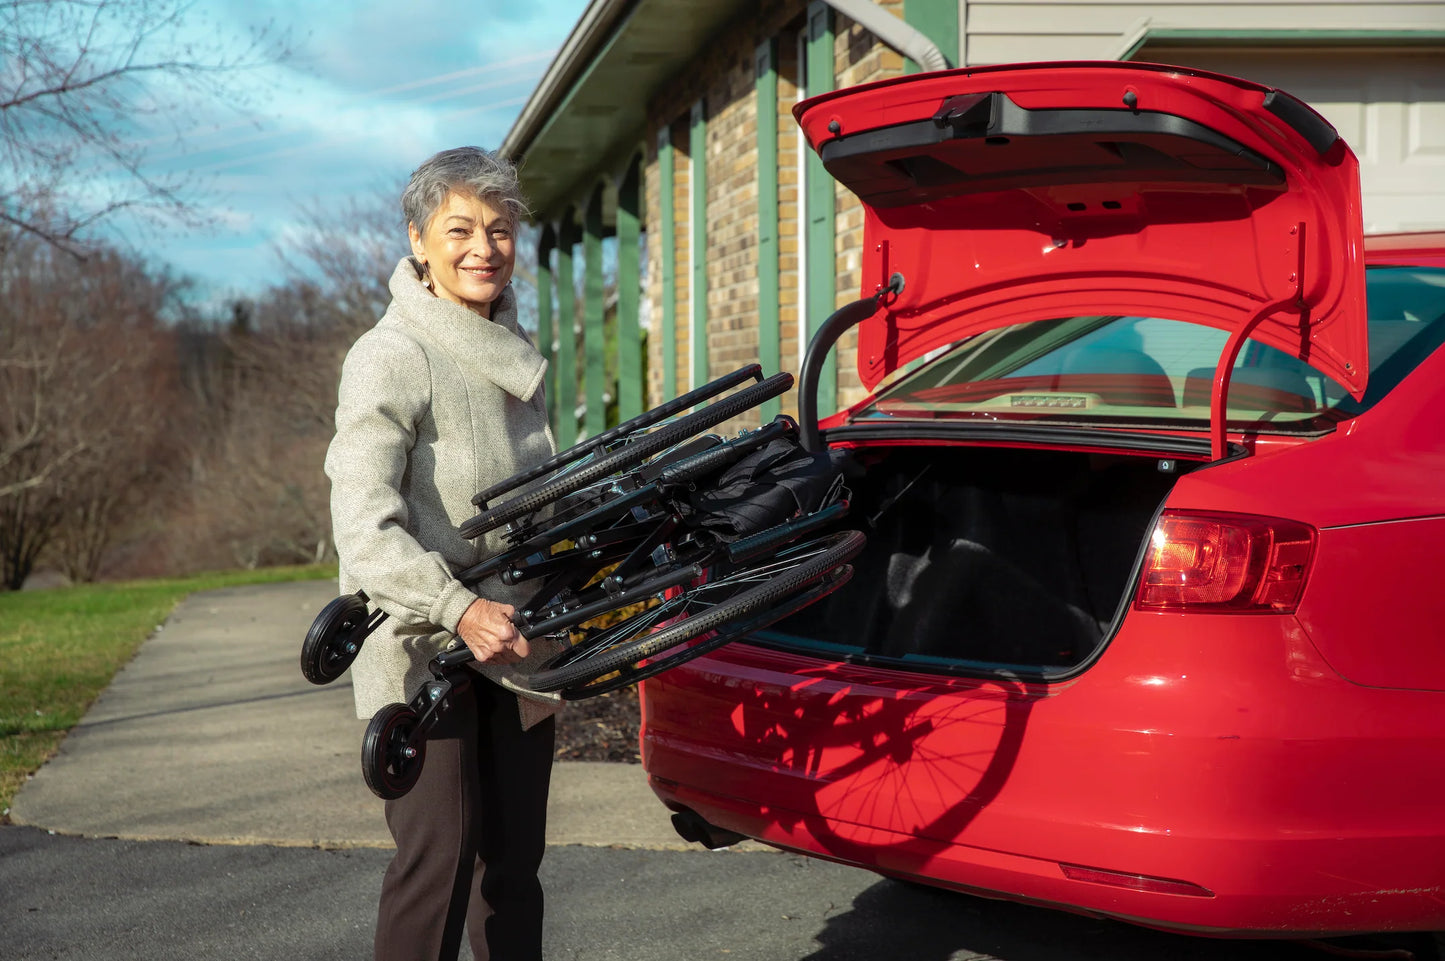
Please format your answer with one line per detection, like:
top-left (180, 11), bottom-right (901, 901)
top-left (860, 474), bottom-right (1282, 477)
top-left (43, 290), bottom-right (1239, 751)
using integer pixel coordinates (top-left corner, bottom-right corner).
top-left (401, 147), bottom-right (529, 233)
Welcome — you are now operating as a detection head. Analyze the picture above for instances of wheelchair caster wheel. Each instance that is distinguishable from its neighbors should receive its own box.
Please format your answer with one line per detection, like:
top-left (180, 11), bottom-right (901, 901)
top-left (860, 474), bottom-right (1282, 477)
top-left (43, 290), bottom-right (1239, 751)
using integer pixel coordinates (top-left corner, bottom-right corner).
top-left (362, 703), bottom-right (425, 800)
top-left (300, 593), bottom-right (369, 685)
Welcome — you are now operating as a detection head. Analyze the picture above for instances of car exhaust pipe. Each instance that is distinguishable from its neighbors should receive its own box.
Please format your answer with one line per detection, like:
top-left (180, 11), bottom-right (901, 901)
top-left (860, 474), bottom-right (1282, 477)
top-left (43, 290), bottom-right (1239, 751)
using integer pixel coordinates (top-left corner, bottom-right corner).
top-left (670, 809), bottom-right (748, 850)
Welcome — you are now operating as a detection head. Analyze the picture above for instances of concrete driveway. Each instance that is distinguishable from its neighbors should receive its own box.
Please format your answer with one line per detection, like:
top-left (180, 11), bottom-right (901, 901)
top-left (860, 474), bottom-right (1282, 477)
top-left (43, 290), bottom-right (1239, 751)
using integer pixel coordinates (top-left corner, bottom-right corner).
top-left (0, 581), bottom-right (1358, 960)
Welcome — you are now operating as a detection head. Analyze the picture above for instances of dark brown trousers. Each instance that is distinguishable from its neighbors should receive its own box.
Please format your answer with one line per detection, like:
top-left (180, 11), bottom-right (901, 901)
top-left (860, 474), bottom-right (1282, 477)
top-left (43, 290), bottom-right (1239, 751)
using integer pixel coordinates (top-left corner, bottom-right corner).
top-left (373, 679), bottom-right (555, 961)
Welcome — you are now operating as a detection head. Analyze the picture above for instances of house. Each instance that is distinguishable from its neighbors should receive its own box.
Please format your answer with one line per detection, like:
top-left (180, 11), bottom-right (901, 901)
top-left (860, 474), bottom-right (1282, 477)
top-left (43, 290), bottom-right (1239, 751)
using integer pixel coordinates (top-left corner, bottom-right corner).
top-left (502, 0), bottom-right (1445, 443)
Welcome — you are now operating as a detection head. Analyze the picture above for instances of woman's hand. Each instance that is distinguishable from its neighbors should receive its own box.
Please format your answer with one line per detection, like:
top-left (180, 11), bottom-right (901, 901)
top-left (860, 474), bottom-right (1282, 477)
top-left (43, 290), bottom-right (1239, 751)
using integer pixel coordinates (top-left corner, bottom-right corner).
top-left (457, 597), bottom-right (530, 665)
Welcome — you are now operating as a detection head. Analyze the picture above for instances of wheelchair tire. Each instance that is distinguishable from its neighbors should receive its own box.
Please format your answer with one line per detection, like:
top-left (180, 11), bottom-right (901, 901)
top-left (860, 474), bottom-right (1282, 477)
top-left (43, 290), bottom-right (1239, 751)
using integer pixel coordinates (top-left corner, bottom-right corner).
top-left (557, 564), bottom-right (854, 699)
top-left (458, 371), bottom-right (793, 541)
top-left (300, 593), bottom-right (371, 685)
top-left (361, 702), bottom-right (425, 800)
top-left (522, 529), bottom-right (865, 694)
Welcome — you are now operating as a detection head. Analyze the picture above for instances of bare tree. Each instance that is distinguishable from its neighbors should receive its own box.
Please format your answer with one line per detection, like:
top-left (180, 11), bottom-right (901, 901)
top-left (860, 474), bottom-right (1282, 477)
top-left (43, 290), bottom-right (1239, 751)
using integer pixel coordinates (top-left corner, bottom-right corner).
top-left (0, 0), bottom-right (284, 520)
top-left (0, 0), bottom-right (284, 254)
top-left (46, 315), bottom-right (180, 583)
top-left (276, 192), bottom-right (403, 326)
top-left (189, 288), bottom-right (355, 569)
top-left (0, 234), bottom-right (180, 586)
top-left (0, 325), bottom-right (84, 502)
top-left (155, 191), bottom-right (409, 573)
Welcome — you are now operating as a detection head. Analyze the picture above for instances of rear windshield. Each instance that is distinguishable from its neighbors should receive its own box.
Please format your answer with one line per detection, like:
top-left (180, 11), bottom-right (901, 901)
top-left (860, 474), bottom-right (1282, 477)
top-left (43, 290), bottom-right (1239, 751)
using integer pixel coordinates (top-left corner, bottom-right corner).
top-left (856, 266), bottom-right (1445, 432)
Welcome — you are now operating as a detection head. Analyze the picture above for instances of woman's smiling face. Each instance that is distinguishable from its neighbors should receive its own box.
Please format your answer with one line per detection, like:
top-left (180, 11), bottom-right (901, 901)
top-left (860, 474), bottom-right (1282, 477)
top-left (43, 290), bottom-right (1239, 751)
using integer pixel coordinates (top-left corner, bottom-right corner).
top-left (409, 190), bottom-right (516, 316)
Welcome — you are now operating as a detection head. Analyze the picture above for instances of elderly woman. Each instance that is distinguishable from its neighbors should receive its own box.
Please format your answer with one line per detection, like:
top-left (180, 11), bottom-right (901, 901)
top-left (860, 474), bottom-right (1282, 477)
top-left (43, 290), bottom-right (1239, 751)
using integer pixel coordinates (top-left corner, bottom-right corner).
top-left (325, 147), bottom-right (560, 961)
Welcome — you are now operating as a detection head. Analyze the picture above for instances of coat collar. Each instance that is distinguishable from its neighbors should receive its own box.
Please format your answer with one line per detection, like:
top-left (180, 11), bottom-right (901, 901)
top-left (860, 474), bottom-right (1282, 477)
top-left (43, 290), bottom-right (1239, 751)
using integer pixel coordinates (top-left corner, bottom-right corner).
top-left (385, 257), bottom-right (548, 403)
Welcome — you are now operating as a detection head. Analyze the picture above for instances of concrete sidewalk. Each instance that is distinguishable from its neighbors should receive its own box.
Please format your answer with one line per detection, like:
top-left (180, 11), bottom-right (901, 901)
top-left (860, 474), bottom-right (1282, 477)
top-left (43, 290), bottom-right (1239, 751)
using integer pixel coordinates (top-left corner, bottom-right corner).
top-left (9, 579), bottom-right (701, 851)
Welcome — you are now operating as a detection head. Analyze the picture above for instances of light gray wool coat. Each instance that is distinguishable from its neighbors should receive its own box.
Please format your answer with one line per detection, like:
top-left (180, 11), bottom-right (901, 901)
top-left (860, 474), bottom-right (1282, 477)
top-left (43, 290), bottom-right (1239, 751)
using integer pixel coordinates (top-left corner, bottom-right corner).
top-left (326, 257), bottom-right (563, 730)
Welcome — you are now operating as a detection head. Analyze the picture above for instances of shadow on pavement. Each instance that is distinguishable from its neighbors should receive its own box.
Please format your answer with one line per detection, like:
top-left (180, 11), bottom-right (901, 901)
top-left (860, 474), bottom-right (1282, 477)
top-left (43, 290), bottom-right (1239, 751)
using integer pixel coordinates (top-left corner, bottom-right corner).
top-left (3, 825), bottom-right (1425, 961)
top-left (800, 877), bottom-right (1356, 961)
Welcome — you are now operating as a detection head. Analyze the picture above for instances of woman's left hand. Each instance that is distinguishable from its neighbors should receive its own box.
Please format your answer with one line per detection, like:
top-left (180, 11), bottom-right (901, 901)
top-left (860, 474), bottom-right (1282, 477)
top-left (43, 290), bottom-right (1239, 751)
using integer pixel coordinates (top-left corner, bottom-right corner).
top-left (457, 597), bottom-right (530, 665)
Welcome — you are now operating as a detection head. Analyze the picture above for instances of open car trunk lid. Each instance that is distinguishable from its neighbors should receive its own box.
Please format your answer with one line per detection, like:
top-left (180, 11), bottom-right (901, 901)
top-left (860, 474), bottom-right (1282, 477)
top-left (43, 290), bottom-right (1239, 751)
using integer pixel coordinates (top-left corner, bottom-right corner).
top-left (795, 62), bottom-right (1369, 400)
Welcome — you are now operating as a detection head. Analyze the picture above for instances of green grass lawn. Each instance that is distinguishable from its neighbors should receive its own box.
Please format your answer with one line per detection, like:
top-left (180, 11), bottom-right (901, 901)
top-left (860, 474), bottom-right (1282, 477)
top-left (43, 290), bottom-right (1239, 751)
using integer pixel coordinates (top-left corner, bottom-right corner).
top-left (0, 565), bottom-right (336, 815)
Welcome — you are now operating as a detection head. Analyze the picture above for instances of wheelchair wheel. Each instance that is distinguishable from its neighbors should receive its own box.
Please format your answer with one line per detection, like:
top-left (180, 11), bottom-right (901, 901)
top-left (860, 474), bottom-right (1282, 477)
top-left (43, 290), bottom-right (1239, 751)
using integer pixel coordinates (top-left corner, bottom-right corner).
top-left (300, 593), bottom-right (372, 685)
top-left (458, 371), bottom-right (793, 541)
top-left (471, 364), bottom-right (764, 509)
top-left (523, 529), bottom-right (865, 694)
top-left (558, 564), bottom-right (854, 699)
top-left (361, 703), bottom-right (425, 800)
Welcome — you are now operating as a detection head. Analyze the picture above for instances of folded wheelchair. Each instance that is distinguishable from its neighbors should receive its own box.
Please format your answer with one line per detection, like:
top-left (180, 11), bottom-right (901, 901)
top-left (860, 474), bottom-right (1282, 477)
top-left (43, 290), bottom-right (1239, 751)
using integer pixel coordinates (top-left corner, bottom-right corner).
top-left (300, 365), bottom-right (865, 798)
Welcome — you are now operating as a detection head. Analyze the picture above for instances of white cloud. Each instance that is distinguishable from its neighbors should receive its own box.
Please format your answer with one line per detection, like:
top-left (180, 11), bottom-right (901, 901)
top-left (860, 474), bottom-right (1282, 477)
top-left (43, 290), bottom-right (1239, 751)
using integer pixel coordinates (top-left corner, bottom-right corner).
top-left (92, 0), bottom-right (590, 299)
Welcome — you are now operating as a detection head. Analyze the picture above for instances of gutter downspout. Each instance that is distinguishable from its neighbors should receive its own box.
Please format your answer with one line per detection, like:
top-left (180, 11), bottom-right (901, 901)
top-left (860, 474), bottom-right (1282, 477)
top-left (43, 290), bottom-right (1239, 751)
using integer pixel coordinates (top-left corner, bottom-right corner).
top-left (822, 0), bottom-right (953, 72)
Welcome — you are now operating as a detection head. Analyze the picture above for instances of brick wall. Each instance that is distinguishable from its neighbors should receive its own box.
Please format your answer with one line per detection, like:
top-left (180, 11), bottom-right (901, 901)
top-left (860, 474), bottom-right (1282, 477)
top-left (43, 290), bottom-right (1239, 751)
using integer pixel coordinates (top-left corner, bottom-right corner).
top-left (705, 53), bottom-right (764, 389)
top-left (640, 0), bottom-right (905, 430)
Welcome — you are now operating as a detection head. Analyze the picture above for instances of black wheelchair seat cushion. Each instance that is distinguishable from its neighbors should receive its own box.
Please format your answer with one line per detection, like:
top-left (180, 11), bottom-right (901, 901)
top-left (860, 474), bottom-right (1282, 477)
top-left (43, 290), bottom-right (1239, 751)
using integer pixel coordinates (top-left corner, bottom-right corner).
top-left (680, 439), bottom-right (852, 539)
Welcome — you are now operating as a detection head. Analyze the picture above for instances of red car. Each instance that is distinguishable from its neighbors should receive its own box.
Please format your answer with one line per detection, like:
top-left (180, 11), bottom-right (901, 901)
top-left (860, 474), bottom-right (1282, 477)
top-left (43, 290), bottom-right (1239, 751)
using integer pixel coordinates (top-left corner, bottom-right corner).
top-left (639, 62), bottom-right (1445, 940)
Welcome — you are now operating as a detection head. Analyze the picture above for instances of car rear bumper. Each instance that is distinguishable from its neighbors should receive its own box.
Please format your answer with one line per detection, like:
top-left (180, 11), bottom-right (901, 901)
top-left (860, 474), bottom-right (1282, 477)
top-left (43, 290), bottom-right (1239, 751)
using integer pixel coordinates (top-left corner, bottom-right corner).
top-left (647, 775), bottom-right (1445, 936)
top-left (639, 614), bottom-right (1445, 936)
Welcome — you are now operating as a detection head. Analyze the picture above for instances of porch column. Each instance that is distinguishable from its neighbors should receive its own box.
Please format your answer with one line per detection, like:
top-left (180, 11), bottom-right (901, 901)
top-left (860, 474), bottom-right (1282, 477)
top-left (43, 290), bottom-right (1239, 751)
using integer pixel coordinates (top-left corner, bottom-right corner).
top-left (535, 224), bottom-right (557, 424)
top-left (616, 156), bottom-right (644, 422)
top-left (658, 126), bottom-right (678, 400)
top-left (755, 39), bottom-right (781, 424)
top-left (583, 185), bottom-right (606, 439)
top-left (805, 1), bottom-right (837, 416)
top-left (689, 98), bottom-right (709, 390)
top-left (555, 212), bottom-right (581, 448)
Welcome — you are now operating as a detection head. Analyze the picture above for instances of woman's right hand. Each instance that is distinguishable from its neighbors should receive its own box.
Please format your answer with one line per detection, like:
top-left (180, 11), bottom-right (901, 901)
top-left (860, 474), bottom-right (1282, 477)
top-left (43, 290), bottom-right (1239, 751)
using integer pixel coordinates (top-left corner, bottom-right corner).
top-left (457, 597), bottom-right (530, 665)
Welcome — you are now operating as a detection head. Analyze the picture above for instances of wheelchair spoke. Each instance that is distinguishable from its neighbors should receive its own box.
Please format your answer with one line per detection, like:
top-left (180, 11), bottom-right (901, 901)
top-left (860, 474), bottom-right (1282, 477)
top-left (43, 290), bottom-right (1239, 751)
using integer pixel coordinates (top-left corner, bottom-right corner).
top-left (526, 531), bottom-right (866, 696)
top-left (565, 598), bottom-right (678, 662)
top-left (554, 533), bottom-right (850, 664)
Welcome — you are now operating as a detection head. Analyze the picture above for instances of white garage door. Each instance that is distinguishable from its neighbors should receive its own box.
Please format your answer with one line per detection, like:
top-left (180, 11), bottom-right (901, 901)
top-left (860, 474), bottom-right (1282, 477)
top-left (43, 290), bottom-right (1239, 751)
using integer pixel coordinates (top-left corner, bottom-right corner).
top-left (1133, 48), bottom-right (1445, 233)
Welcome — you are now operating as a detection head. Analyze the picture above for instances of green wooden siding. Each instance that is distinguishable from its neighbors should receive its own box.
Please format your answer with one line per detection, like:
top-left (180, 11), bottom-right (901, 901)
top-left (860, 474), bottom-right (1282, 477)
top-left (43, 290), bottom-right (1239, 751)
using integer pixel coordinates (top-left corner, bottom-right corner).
top-left (805, 1), bottom-right (836, 416)
top-left (689, 99), bottom-right (708, 390)
top-left (755, 39), bottom-right (781, 425)
top-left (658, 127), bottom-right (677, 401)
top-left (616, 158), bottom-right (643, 422)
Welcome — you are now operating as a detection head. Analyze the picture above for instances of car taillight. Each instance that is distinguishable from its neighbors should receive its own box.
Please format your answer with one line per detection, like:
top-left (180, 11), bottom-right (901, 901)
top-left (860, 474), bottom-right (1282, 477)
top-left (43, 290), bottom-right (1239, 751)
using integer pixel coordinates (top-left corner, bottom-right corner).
top-left (1136, 510), bottom-right (1316, 613)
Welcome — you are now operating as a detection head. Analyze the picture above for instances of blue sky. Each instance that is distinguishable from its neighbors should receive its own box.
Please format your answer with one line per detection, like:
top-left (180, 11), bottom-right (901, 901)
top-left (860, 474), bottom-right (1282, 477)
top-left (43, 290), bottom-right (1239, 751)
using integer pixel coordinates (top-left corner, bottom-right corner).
top-left (114, 0), bottom-right (590, 304)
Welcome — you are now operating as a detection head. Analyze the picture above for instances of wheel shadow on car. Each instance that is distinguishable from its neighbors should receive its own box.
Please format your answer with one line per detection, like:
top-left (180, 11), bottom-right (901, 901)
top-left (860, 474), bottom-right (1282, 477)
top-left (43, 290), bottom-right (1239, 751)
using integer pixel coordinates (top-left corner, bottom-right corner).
top-left (726, 669), bottom-right (1040, 867)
